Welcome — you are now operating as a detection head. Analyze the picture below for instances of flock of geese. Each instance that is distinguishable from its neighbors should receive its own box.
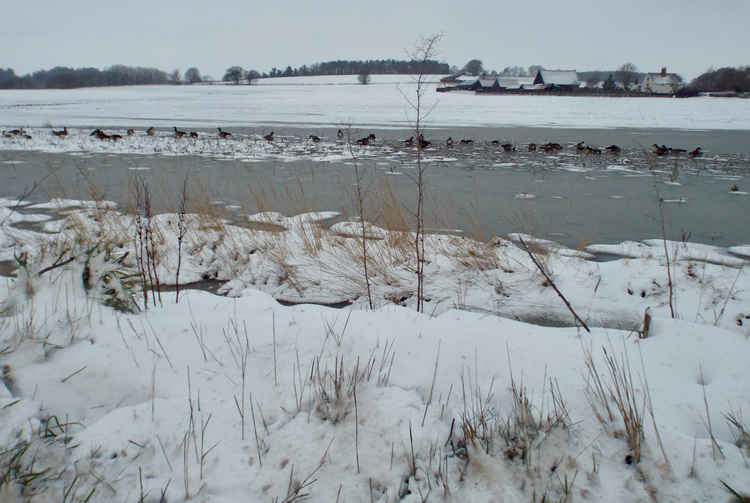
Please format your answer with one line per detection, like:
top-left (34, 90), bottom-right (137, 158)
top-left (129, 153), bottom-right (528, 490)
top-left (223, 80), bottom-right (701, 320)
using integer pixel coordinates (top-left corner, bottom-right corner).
top-left (85, 126), bottom-right (276, 142)
top-left (2, 126), bottom-right (703, 158)
top-left (0, 126), bottom-right (277, 142)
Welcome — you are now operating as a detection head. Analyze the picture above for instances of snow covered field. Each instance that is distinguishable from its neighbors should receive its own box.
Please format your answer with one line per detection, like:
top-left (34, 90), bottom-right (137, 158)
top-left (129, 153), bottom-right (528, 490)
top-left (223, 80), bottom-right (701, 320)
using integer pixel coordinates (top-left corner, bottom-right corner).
top-left (2, 75), bottom-right (750, 130)
top-left (1, 195), bottom-right (750, 502)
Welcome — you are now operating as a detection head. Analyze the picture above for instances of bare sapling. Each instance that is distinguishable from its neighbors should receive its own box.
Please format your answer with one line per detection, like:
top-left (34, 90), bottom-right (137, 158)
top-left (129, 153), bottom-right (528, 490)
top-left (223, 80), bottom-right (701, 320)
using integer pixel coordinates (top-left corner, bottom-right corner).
top-left (657, 197), bottom-right (675, 318)
top-left (345, 127), bottom-right (374, 309)
top-left (401, 33), bottom-right (442, 313)
top-left (176, 174), bottom-right (188, 303)
top-left (646, 152), bottom-right (676, 319)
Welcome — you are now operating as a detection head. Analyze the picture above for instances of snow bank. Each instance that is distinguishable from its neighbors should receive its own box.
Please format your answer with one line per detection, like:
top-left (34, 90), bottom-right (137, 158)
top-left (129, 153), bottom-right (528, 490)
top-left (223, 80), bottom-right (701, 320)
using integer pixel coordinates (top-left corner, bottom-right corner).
top-left (1, 256), bottom-right (749, 502)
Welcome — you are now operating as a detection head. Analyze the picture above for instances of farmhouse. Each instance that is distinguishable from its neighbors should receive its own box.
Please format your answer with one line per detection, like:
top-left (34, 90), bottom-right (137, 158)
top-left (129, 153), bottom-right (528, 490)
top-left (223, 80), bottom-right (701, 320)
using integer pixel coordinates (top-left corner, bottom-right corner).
top-left (640, 67), bottom-right (683, 94)
top-left (532, 70), bottom-right (579, 91)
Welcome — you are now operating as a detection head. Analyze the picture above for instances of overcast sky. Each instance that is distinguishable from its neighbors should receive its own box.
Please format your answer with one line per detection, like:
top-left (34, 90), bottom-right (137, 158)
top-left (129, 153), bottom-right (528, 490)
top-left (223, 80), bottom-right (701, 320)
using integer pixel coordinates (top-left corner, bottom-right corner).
top-left (3, 0), bottom-right (747, 82)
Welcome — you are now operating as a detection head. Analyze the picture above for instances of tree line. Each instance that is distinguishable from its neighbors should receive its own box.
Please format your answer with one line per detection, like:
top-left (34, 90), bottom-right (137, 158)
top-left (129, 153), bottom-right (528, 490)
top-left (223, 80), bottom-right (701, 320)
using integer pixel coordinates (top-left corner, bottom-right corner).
top-left (688, 66), bottom-right (750, 93)
top-left (221, 59), bottom-right (451, 84)
top-left (263, 59), bottom-right (451, 78)
top-left (0, 65), bottom-right (182, 89)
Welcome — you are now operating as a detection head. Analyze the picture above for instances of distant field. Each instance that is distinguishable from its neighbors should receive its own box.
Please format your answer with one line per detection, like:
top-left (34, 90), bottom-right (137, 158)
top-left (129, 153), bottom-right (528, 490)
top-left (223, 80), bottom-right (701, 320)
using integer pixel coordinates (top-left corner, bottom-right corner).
top-left (2, 75), bottom-right (750, 130)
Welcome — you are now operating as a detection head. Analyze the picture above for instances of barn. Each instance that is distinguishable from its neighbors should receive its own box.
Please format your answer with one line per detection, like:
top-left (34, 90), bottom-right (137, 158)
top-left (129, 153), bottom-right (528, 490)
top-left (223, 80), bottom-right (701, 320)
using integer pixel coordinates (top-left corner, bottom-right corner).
top-left (532, 70), bottom-right (579, 91)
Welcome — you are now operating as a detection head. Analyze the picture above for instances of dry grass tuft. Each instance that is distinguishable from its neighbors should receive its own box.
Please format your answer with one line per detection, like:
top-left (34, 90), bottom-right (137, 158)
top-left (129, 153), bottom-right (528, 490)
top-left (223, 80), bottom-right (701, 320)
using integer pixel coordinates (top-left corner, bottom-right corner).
top-left (584, 344), bottom-right (644, 463)
top-left (725, 410), bottom-right (750, 453)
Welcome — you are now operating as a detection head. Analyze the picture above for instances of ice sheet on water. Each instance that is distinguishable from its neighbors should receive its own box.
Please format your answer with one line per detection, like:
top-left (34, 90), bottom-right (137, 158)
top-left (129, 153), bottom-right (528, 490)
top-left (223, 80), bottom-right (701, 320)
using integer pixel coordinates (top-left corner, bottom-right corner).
top-left (588, 239), bottom-right (746, 267)
top-left (27, 198), bottom-right (117, 210)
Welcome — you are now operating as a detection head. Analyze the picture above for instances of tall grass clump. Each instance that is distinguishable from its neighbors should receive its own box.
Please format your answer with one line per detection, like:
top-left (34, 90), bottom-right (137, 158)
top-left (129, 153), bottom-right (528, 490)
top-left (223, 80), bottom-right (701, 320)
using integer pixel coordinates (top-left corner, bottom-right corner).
top-left (584, 345), bottom-right (644, 463)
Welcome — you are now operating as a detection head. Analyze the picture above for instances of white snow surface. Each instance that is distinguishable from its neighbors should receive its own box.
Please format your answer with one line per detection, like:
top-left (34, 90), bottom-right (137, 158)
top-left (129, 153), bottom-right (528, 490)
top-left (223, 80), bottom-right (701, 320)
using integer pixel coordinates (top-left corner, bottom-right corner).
top-left (2, 76), bottom-right (750, 130)
top-left (2, 197), bottom-right (750, 502)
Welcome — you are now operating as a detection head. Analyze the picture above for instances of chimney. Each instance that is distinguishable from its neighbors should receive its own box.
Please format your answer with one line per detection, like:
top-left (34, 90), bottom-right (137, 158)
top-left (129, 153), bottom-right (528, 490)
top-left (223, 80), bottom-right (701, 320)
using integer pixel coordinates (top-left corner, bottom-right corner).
top-left (660, 67), bottom-right (667, 77)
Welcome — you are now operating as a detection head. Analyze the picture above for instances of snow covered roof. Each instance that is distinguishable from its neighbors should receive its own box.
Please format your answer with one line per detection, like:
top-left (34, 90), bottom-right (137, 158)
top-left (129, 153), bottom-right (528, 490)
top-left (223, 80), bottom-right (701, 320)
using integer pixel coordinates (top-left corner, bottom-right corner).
top-left (478, 78), bottom-right (498, 87)
top-left (536, 70), bottom-right (579, 86)
top-left (497, 77), bottom-right (534, 89)
top-left (440, 73), bottom-right (464, 83)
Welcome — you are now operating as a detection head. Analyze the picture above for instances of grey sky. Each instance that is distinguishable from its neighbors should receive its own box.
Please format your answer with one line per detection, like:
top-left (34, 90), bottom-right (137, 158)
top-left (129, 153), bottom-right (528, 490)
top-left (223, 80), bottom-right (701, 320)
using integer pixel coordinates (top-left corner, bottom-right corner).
top-left (3, 0), bottom-right (747, 81)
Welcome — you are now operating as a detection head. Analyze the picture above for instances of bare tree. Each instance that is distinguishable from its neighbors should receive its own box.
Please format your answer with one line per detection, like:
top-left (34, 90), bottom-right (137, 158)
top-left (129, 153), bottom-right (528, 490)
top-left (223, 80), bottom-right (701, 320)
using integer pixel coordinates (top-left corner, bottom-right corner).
top-left (402, 33), bottom-right (442, 313)
top-left (246, 69), bottom-right (261, 85)
top-left (223, 66), bottom-right (245, 85)
top-left (462, 59), bottom-right (483, 76)
top-left (358, 69), bottom-right (371, 85)
top-left (184, 67), bottom-right (202, 84)
top-left (617, 62), bottom-right (638, 90)
top-left (169, 69), bottom-right (181, 84)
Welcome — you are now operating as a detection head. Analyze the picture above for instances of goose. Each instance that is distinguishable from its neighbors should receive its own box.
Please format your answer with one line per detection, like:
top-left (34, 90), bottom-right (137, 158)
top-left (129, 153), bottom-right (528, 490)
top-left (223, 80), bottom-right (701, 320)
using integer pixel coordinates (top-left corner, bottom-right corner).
top-left (605, 144), bottom-right (621, 154)
top-left (418, 134), bottom-right (430, 149)
top-left (263, 131), bottom-right (274, 142)
top-left (190, 131), bottom-right (199, 138)
top-left (218, 127), bottom-right (231, 139)
top-left (174, 127), bottom-right (187, 138)
top-left (52, 127), bottom-right (68, 137)
top-left (585, 146), bottom-right (602, 155)
top-left (541, 142), bottom-right (562, 153)
top-left (146, 127), bottom-right (155, 136)
top-left (90, 128), bottom-right (111, 140)
top-left (688, 147), bottom-right (702, 158)
top-left (653, 144), bottom-right (669, 156)
top-left (309, 134), bottom-right (321, 143)
top-left (127, 128), bottom-right (135, 136)
top-left (446, 137), bottom-right (454, 147)
top-left (527, 143), bottom-right (537, 152)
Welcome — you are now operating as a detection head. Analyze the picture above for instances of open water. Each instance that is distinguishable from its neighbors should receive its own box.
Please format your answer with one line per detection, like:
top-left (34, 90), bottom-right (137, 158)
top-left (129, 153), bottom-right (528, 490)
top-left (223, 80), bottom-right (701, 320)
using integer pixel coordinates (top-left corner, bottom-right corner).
top-left (2, 125), bottom-right (748, 248)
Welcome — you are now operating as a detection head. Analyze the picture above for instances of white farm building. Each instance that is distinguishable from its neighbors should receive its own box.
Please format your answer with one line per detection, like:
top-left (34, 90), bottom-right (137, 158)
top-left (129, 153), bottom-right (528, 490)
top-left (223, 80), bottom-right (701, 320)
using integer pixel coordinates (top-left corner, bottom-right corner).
top-left (640, 68), bottom-right (683, 94)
